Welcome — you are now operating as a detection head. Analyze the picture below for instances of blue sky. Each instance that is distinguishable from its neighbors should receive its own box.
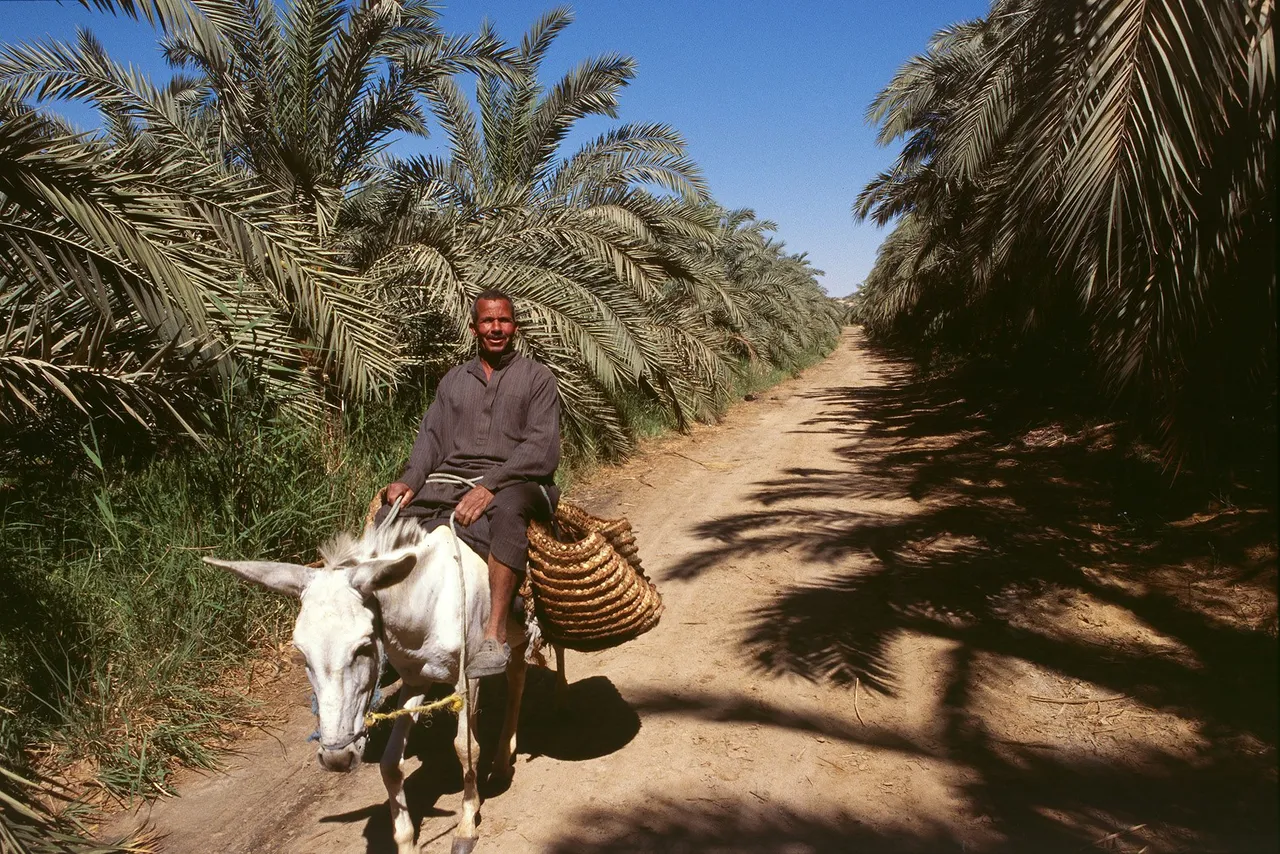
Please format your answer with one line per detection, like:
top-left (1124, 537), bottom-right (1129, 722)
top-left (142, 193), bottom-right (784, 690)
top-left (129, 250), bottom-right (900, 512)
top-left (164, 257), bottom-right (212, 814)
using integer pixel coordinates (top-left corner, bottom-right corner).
top-left (2, 0), bottom-right (990, 296)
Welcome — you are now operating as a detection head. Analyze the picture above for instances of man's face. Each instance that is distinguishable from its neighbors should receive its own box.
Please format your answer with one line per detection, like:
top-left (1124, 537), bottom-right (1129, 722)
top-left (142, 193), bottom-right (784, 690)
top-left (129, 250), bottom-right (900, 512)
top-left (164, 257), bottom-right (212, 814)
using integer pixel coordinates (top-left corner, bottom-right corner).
top-left (470, 298), bottom-right (517, 357)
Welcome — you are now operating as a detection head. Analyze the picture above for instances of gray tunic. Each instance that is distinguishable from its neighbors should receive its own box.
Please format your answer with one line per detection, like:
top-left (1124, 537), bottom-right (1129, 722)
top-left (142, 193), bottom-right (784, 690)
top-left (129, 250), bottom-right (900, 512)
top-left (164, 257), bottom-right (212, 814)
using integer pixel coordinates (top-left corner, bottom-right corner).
top-left (398, 350), bottom-right (561, 509)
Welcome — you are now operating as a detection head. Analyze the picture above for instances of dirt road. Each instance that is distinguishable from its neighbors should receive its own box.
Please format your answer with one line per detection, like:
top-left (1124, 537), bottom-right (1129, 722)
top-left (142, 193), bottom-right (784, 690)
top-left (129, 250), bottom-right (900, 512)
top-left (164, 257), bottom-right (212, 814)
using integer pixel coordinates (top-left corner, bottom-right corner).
top-left (107, 329), bottom-right (1277, 853)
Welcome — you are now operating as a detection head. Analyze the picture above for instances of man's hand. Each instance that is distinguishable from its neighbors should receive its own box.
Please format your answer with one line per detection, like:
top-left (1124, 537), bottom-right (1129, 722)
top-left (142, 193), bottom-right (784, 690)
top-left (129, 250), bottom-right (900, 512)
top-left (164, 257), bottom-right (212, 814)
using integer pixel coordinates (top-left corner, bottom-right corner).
top-left (454, 484), bottom-right (495, 527)
top-left (384, 482), bottom-right (415, 508)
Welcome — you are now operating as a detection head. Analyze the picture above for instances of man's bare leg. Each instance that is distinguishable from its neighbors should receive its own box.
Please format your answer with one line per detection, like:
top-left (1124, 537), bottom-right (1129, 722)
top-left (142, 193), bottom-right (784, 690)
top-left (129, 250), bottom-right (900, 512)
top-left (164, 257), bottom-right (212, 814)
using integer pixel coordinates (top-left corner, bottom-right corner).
top-left (485, 554), bottom-right (517, 644)
top-left (465, 554), bottom-right (515, 677)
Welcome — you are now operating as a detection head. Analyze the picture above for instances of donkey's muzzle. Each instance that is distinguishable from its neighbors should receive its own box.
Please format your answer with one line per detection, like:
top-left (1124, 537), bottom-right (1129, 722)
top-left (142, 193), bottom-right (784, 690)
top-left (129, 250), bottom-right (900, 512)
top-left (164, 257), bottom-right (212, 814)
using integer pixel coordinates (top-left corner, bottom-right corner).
top-left (318, 743), bottom-right (363, 772)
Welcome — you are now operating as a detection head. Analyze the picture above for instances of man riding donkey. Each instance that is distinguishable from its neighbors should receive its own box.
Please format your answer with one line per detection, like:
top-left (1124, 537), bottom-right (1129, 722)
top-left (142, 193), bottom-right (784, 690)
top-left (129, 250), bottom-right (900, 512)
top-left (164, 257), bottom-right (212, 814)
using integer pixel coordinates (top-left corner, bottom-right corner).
top-left (377, 288), bottom-right (560, 678)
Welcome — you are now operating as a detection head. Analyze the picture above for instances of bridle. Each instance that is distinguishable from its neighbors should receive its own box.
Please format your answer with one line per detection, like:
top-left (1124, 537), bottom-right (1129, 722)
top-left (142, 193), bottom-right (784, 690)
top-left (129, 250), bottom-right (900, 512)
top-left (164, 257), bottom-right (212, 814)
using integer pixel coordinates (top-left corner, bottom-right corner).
top-left (308, 589), bottom-right (388, 753)
top-left (313, 495), bottom-right (406, 751)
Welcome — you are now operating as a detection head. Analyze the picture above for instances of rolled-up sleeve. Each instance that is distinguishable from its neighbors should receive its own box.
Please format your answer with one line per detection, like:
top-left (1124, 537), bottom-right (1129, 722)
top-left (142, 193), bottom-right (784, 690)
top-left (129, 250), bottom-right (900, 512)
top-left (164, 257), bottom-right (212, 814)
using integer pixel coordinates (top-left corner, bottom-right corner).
top-left (478, 367), bottom-right (560, 494)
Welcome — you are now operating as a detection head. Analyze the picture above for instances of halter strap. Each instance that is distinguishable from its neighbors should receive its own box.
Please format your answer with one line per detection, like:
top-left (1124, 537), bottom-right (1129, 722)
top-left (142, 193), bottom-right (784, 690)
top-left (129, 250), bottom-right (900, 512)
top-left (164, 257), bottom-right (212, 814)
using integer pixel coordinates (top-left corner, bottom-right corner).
top-left (310, 630), bottom-right (386, 751)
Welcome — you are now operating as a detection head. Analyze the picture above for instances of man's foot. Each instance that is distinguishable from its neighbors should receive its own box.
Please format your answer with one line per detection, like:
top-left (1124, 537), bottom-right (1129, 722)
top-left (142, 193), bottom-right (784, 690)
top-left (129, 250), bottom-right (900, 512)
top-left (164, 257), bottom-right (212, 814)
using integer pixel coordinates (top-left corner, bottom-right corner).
top-left (465, 639), bottom-right (510, 678)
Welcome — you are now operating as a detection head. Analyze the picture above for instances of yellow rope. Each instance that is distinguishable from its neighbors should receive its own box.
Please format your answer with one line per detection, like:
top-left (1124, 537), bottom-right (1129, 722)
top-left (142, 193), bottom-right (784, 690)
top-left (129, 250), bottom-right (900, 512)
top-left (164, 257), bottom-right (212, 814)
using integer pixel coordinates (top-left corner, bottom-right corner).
top-left (363, 693), bottom-right (463, 727)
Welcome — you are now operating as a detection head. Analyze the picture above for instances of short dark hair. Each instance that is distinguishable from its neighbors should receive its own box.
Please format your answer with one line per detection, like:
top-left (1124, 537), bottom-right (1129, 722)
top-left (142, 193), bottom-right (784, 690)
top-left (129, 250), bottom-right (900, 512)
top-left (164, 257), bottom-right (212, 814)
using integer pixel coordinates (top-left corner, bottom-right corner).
top-left (470, 289), bottom-right (517, 324)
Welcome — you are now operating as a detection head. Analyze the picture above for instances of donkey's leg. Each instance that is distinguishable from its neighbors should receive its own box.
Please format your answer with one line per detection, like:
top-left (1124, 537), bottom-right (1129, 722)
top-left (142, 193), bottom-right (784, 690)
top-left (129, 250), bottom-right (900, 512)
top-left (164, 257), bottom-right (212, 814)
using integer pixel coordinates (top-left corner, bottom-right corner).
top-left (451, 680), bottom-right (482, 854)
top-left (381, 689), bottom-right (425, 854)
top-left (492, 643), bottom-right (527, 785)
top-left (554, 644), bottom-right (569, 710)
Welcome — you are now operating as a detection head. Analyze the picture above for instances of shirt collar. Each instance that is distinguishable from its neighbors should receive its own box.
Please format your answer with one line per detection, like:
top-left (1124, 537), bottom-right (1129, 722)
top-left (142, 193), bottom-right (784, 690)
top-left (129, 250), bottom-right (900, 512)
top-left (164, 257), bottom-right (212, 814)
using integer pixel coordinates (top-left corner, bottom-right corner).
top-left (466, 349), bottom-right (520, 381)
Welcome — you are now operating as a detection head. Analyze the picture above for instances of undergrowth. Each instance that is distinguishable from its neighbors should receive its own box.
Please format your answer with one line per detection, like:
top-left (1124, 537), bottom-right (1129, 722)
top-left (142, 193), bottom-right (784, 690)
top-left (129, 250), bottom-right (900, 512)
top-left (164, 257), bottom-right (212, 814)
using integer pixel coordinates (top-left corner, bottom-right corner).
top-left (732, 341), bottom-right (834, 399)
top-left (1, 763), bottom-right (157, 853)
top-left (0, 389), bottom-right (415, 801)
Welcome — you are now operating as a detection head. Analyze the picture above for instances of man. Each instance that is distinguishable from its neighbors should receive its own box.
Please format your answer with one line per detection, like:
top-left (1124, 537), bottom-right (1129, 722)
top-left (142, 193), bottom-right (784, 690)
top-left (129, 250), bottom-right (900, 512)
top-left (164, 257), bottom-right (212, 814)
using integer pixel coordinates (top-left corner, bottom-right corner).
top-left (381, 289), bottom-right (560, 677)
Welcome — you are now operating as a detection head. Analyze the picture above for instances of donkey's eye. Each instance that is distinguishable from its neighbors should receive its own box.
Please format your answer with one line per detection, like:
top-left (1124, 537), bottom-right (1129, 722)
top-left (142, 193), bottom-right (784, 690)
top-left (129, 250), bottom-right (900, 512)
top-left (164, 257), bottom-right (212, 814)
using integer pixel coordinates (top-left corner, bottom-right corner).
top-left (355, 642), bottom-right (376, 658)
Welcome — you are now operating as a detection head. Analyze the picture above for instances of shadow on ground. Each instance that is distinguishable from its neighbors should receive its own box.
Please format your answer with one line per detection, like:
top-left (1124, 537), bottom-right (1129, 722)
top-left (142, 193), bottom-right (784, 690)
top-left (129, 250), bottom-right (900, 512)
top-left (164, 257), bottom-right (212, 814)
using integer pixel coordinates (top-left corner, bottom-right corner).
top-left (322, 669), bottom-right (639, 853)
top-left (576, 349), bottom-right (1277, 853)
top-left (546, 798), bottom-right (966, 853)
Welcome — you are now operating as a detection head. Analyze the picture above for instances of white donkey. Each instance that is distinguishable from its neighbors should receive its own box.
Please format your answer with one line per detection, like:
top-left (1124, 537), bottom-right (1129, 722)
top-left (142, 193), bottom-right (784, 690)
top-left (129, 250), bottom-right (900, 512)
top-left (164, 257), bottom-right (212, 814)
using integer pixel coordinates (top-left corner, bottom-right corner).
top-left (206, 519), bottom-right (530, 854)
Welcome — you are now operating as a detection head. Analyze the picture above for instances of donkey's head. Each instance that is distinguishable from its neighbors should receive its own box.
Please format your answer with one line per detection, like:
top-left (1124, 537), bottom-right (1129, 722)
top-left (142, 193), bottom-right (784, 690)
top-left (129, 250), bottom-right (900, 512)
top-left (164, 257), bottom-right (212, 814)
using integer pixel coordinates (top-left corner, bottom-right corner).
top-left (205, 535), bottom-right (420, 772)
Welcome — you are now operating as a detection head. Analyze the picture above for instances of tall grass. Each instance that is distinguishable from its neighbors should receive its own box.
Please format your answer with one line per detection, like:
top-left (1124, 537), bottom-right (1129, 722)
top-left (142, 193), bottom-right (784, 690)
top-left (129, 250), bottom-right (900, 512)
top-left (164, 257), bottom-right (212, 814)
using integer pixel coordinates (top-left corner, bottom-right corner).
top-left (735, 342), bottom-right (835, 399)
top-left (1, 764), bottom-right (154, 853)
top-left (0, 388), bottom-right (418, 799)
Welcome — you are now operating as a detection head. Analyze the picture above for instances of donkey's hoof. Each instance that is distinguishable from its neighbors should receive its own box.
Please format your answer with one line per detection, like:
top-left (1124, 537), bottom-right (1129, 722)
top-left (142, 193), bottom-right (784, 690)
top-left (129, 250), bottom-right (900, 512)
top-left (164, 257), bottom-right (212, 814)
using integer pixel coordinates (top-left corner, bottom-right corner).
top-left (491, 757), bottom-right (515, 784)
top-left (450, 836), bottom-right (478, 854)
top-left (482, 763), bottom-right (515, 797)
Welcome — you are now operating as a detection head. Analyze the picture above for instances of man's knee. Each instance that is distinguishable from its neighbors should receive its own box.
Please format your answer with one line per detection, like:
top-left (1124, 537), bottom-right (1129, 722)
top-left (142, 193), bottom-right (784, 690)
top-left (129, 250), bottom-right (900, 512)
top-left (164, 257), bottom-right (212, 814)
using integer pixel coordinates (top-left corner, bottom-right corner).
top-left (487, 509), bottom-right (530, 573)
top-left (485, 483), bottom-right (555, 572)
top-left (489, 483), bottom-right (550, 523)
top-left (488, 527), bottom-right (530, 573)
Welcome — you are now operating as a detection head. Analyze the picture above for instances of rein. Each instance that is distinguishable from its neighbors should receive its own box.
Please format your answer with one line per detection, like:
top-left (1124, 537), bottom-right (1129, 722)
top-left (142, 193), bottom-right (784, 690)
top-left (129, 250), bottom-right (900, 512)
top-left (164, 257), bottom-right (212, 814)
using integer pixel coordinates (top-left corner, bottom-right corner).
top-left (309, 497), bottom-right (403, 751)
top-left (422, 473), bottom-right (482, 777)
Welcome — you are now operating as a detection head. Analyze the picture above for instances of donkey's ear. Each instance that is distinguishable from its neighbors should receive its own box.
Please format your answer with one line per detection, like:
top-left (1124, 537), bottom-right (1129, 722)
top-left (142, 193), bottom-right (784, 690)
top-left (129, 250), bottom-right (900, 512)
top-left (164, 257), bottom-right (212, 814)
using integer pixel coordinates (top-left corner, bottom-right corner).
top-left (349, 550), bottom-right (419, 597)
top-left (204, 558), bottom-right (313, 597)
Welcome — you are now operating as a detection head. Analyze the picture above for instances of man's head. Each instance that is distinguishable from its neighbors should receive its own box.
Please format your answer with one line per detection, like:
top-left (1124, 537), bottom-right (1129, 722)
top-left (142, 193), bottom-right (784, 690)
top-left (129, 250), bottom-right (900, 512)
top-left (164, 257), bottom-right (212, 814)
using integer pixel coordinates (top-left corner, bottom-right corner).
top-left (470, 289), bottom-right (517, 358)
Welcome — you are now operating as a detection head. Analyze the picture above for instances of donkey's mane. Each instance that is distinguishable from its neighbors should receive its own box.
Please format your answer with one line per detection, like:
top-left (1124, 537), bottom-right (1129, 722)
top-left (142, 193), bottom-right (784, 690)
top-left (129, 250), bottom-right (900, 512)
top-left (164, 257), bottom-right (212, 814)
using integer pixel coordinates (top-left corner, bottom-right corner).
top-left (318, 520), bottom-right (433, 568)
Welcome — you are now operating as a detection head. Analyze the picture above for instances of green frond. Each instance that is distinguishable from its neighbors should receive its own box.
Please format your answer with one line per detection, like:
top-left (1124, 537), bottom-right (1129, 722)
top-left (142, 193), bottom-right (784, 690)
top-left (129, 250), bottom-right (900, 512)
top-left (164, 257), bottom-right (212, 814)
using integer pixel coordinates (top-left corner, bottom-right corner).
top-left (856, 0), bottom-right (1275, 461)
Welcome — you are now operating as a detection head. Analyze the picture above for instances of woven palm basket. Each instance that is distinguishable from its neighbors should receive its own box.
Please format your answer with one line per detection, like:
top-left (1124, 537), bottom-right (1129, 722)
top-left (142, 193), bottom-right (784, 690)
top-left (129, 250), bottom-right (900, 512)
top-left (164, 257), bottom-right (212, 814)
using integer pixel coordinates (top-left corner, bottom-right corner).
top-left (523, 501), bottom-right (663, 651)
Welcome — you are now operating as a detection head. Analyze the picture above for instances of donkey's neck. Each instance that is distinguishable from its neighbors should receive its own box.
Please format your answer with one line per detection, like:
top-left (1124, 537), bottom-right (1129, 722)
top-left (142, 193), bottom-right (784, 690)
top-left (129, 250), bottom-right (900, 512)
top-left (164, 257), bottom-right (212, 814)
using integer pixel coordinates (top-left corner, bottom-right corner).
top-left (373, 526), bottom-right (491, 686)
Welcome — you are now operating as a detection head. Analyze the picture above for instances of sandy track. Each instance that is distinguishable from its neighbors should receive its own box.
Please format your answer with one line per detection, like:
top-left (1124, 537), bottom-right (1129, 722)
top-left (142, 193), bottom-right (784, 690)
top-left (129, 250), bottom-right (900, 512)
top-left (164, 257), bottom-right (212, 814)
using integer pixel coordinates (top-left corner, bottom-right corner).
top-left (106, 329), bottom-right (1276, 853)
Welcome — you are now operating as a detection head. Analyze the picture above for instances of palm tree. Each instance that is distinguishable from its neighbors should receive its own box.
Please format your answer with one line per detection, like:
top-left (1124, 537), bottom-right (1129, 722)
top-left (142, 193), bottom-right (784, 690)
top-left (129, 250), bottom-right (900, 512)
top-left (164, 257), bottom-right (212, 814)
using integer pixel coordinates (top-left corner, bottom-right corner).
top-left (0, 0), bottom-right (512, 437)
top-left (854, 0), bottom-right (1275, 462)
top-left (344, 7), bottom-right (727, 454)
top-left (0, 82), bottom-right (393, 439)
top-left (155, 0), bottom-right (511, 236)
top-left (698, 207), bottom-right (843, 369)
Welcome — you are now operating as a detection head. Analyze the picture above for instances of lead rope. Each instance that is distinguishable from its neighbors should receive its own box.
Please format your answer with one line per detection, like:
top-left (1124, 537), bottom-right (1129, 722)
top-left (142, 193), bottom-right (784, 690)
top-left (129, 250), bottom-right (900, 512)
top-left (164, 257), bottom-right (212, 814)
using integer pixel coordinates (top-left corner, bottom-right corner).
top-left (422, 473), bottom-right (483, 778)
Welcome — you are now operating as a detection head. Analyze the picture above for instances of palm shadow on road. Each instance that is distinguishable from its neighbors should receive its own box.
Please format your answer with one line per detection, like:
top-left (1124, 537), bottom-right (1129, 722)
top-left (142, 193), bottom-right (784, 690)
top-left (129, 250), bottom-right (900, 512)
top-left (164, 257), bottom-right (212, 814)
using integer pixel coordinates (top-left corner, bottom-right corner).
top-left (320, 668), bottom-right (640, 852)
top-left (545, 798), bottom-right (967, 853)
top-left (551, 349), bottom-right (1276, 853)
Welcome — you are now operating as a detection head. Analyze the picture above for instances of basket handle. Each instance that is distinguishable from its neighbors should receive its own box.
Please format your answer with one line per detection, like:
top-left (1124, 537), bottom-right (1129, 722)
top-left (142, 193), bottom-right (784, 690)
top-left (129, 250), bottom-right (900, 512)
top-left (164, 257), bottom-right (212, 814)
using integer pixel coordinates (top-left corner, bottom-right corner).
top-left (538, 484), bottom-right (564, 540)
